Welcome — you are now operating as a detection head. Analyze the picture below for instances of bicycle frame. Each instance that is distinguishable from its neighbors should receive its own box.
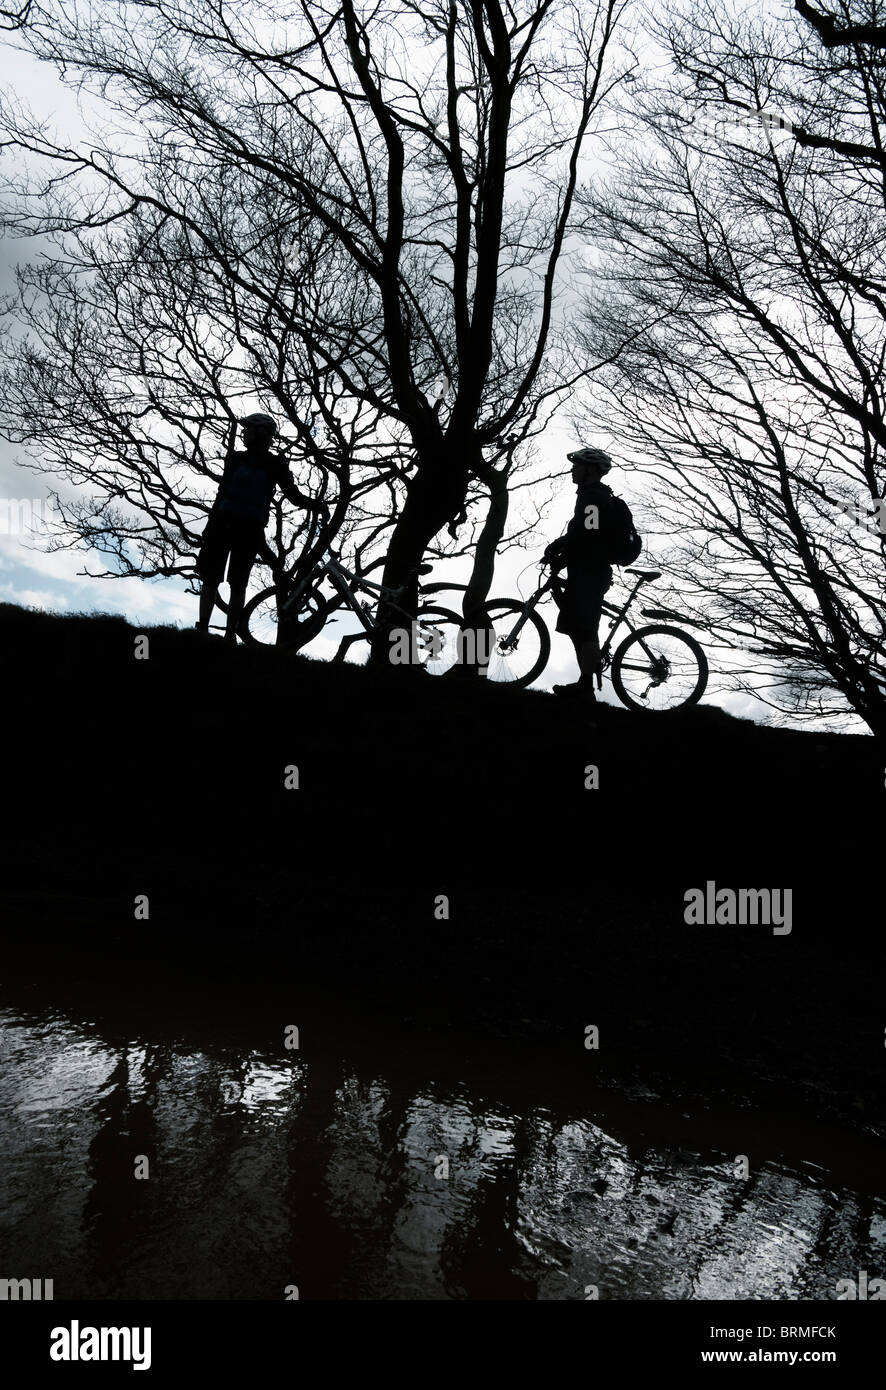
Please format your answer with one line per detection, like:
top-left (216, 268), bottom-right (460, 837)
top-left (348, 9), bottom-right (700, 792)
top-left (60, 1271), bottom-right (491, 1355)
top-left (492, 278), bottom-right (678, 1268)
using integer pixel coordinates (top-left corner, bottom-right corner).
top-left (274, 552), bottom-right (414, 636)
top-left (598, 580), bottom-right (652, 665)
top-left (498, 570), bottom-right (651, 665)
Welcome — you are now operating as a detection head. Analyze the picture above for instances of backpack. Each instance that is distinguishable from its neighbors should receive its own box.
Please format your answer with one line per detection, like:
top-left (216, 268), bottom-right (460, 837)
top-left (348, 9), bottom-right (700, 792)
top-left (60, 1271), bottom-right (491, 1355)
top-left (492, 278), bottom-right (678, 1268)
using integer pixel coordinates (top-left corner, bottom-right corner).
top-left (601, 493), bottom-right (642, 566)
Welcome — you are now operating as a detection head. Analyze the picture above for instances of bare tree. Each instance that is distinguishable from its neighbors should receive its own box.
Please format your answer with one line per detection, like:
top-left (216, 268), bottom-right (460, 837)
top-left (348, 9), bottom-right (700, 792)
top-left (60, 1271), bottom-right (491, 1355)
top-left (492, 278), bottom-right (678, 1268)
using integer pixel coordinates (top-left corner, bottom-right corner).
top-left (0, 1), bottom-right (31, 31)
top-left (794, 0), bottom-right (886, 50)
top-left (0, 0), bottom-right (633, 664)
top-left (568, 0), bottom-right (886, 734)
top-left (0, 194), bottom-right (411, 646)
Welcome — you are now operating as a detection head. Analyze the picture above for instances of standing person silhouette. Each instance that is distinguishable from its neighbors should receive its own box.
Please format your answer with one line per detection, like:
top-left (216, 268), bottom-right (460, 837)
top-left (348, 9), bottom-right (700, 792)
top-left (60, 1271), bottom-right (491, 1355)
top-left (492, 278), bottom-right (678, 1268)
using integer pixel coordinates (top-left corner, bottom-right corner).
top-left (196, 413), bottom-right (318, 643)
top-left (544, 446), bottom-right (622, 702)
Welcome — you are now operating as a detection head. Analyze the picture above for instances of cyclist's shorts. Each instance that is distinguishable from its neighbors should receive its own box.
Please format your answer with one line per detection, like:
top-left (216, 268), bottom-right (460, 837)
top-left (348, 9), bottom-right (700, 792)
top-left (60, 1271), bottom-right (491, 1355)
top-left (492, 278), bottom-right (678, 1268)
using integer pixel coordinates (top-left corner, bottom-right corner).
top-left (555, 565), bottom-right (612, 642)
top-left (196, 511), bottom-right (263, 590)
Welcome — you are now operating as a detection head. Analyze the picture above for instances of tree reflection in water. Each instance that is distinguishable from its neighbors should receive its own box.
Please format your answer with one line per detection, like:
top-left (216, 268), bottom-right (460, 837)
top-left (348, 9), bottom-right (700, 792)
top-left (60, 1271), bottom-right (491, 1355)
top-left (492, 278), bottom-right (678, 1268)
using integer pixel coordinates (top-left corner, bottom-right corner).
top-left (1, 1004), bottom-right (884, 1300)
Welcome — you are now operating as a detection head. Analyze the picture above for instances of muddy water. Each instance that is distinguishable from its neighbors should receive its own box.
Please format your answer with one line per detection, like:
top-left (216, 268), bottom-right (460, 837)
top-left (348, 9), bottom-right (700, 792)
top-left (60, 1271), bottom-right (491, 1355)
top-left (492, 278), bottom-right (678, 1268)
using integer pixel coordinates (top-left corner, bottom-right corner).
top-left (1, 996), bottom-right (883, 1300)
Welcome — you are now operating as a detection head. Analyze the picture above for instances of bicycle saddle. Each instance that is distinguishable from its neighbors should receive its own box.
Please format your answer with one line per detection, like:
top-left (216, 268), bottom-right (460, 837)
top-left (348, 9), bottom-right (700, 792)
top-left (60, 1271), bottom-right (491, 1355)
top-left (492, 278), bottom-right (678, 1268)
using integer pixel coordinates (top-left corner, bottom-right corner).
top-left (417, 563), bottom-right (434, 576)
top-left (625, 568), bottom-right (662, 580)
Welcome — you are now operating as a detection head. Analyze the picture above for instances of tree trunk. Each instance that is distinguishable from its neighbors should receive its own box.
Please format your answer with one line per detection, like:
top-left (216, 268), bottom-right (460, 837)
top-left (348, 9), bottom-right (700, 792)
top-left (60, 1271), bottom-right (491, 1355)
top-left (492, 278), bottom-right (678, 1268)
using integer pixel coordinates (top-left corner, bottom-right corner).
top-left (276, 598), bottom-right (313, 652)
top-left (370, 453), bottom-right (470, 668)
top-left (449, 464), bottom-right (509, 679)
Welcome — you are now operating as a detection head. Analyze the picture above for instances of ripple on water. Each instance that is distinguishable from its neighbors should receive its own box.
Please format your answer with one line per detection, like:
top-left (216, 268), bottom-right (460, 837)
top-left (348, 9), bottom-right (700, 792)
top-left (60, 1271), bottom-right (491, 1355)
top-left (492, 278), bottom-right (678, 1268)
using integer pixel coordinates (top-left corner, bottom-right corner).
top-left (0, 1006), bottom-right (883, 1299)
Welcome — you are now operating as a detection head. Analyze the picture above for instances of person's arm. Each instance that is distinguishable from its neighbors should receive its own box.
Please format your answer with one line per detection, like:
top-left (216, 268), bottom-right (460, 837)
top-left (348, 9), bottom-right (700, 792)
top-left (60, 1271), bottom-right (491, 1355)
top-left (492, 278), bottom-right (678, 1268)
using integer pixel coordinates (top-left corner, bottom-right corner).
top-left (543, 536), bottom-right (568, 569)
top-left (218, 421), bottom-right (239, 486)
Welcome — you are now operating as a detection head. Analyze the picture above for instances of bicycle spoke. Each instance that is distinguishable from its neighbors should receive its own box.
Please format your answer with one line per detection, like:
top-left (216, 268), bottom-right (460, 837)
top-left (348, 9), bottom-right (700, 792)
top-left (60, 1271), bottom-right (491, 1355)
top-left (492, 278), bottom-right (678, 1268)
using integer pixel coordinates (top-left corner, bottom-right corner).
top-left (483, 603), bottom-right (548, 686)
top-left (410, 603), bottom-right (548, 686)
top-left (414, 608), bottom-right (462, 675)
top-left (613, 627), bottom-right (706, 711)
top-left (245, 590), bottom-right (280, 644)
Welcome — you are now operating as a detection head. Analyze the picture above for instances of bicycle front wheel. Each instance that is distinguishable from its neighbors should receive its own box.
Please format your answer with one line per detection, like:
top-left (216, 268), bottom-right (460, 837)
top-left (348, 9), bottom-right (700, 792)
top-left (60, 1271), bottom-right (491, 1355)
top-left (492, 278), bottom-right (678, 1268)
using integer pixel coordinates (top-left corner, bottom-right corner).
top-left (481, 601), bottom-right (551, 688)
top-left (611, 625), bottom-right (708, 712)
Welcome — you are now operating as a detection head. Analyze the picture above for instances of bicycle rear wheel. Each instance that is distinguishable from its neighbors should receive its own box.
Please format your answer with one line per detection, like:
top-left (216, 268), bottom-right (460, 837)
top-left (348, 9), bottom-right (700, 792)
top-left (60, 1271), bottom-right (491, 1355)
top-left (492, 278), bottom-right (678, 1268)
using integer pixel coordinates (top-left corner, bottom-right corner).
top-left (331, 606), bottom-right (464, 673)
top-left (413, 605), bottom-right (463, 675)
top-left (240, 586), bottom-right (330, 648)
top-left (611, 625), bottom-right (708, 711)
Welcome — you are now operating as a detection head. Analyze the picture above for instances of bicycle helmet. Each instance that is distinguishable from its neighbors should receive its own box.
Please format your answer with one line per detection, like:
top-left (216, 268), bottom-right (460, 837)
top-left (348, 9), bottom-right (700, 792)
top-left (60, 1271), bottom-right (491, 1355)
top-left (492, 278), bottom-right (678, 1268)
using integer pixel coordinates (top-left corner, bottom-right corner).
top-left (241, 412), bottom-right (278, 436)
top-left (567, 446), bottom-right (612, 474)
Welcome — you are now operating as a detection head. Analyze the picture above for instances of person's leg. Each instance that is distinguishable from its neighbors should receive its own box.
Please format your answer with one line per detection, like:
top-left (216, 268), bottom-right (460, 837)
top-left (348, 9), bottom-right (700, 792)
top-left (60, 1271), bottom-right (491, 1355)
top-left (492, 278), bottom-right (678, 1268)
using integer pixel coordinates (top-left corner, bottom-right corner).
top-left (575, 580), bottom-right (607, 690)
top-left (225, 581), bottom-right (247, 643)
top-left (555, 632), bottom-right (595, 698)
top-left (225, 525), bottom-right (259, 643)
top-left (555, 584), bottom-right (582, 682)
top-left (555, 572), bottom-right (607, 698)
top-left (196, 514), bottom-right (226, 633)
top-left (197, 581), bottom-right (218, 632)
top-left (576, 634), bottom-right (601, 688)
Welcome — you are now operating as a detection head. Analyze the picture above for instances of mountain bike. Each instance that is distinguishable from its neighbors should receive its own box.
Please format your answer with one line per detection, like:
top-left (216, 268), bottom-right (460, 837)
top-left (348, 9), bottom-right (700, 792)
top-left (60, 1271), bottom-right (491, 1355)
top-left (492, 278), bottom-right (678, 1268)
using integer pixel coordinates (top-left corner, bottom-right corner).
top-left (421, 564), bottom-right (709, 710)
top-left (229, 548), bottom-right (465, 673)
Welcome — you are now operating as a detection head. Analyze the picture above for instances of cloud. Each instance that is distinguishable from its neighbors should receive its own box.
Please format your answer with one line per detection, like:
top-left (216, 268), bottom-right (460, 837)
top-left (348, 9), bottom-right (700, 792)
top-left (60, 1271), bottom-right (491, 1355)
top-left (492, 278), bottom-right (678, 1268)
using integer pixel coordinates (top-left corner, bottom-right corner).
top-left (0, 531), bottom-right (194, 627)
top-left (0, 581), bottom-right (67, 610)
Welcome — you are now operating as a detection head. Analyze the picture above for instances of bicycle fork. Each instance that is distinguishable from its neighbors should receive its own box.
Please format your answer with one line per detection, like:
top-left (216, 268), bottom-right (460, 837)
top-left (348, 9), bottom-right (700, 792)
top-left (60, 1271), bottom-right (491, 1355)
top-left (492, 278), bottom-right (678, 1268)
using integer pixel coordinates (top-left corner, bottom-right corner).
top-left (497, 584), bottom-right (549, 652)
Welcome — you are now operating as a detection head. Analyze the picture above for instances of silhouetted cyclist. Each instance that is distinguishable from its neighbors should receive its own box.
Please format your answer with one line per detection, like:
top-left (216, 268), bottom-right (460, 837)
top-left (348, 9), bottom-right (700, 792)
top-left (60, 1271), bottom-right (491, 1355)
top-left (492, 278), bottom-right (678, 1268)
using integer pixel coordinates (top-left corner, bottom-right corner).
top-left (196, 413), bottom-right (318, 642)
top-left (544, 446), bottom-right (621, 702)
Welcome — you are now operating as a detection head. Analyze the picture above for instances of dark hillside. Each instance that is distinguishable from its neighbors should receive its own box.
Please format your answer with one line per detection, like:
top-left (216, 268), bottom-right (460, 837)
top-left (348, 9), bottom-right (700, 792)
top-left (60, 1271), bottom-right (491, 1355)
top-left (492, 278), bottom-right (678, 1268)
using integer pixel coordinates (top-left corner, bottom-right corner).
top-left (2, 601), bottom-right (882, 1153)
